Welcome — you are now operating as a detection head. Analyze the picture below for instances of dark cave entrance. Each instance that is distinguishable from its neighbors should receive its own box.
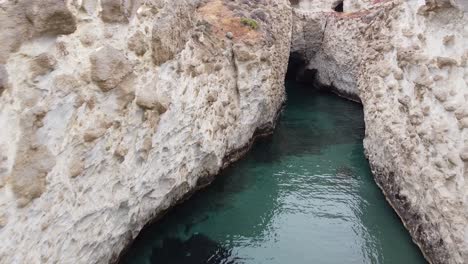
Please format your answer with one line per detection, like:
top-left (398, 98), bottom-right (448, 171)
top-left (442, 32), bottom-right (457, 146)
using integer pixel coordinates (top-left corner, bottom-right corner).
top-left (333, 1), bottom-right (344, 12)
top-left (285, 52), bottom-right (319, 86)
top-left (285, 52), bottom-right (362, 103)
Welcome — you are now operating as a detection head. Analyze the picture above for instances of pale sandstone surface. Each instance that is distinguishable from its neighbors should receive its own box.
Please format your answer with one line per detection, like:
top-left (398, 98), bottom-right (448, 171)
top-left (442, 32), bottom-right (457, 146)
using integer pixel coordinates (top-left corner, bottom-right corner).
top-left (0, 0), bottom-right (292, 263)
top-left (1, 0), bottom-right (467, 263)
top-left (292, 0), bottom-right (468, 263)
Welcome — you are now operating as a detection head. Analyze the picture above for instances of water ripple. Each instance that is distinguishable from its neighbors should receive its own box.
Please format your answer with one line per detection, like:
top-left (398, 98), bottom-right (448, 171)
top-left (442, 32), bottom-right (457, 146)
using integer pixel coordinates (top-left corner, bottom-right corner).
top-left (119, 81), bottom-right (426, 264)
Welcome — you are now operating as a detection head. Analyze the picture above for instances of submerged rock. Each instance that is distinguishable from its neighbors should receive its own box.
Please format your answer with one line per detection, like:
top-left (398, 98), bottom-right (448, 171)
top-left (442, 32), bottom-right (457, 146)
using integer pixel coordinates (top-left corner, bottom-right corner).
top-left (150, 234), bottom-right (233, 264)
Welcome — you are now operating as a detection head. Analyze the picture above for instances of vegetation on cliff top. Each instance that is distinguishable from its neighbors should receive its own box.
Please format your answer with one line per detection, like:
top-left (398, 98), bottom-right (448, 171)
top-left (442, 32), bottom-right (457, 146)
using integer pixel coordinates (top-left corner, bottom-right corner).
top-left (240, 18), bottom-right (259, 30)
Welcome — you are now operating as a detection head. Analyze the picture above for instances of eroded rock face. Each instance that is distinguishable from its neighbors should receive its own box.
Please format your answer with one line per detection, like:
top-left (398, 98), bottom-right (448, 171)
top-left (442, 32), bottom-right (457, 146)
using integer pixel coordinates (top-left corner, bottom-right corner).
top-left (360, 4), bottom-right (468, 263)
top-left (101, 0), bottom-right (134, 23)
top-left (0, 65), bottom-right (7, 96)
top-left (30, 53), bottom-right (57, 78)
top-left (90, 45), bottom-right (133, 92)
top-left (151, 1), bottom-right (194, 65)
top-left (292, 0), bottom-right (468, 263)
top-left (128, 31), bottom-right (148, 56)
top-left (0, 0), bottom-right (292, 263)
top-left (0, 0), bottom-right (76, 64)
top-left (24, 0), bottom-right (77, 35)
top-left (0, 2), bottom-right (33, 64)
top-left (10, 126), bottom-right (56, 208)
top-left (4, 0), bottom-right (464, 263)
top-left (291, 2), bottom-right (365, 99)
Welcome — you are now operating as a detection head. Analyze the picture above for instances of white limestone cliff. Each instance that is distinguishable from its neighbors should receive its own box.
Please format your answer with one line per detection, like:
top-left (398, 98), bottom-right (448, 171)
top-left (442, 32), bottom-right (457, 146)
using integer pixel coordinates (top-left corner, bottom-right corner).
top-left (291, 0), bottom-right (468, 263)
top-left (0, 0), bottom-right (292, 263)
top-left (1, 0), bottom-right (467, 263)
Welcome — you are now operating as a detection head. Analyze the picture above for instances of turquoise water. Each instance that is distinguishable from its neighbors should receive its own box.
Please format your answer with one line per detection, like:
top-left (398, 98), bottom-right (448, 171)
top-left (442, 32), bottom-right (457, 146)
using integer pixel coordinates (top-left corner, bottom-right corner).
top-left (120, 81), bottom-right (427, 264)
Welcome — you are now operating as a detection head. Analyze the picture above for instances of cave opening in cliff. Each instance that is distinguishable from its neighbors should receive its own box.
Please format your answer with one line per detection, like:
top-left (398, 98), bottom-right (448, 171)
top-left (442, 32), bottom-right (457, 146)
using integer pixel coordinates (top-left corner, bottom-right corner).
top-left (119, 51), bottom-right (427, 264)
top-left (285, 52), bottom-right (319, 86)
top-left (285, 52), bottom-right (362, 102)
top-left (333, 0), bottom-right (344, 12)
top-left (119, 79), bottom-right (427, 263)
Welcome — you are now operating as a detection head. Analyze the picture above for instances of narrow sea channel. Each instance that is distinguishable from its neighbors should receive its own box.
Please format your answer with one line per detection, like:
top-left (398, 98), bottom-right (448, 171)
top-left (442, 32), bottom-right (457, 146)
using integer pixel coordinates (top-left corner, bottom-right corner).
top-left (120, 81), bottom-right (427, 264)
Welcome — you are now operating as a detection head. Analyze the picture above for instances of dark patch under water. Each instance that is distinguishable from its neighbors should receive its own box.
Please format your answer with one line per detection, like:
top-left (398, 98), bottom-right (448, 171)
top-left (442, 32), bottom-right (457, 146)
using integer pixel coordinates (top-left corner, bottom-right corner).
top-left (120, 81), bottom-right (427, 264)
top-left (149, 234), bottom-right (235, 264)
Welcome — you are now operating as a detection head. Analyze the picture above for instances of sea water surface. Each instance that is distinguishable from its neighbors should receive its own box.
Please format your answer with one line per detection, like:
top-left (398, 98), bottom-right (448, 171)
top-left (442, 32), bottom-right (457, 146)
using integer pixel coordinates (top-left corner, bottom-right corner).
top-left (120, 81), bottom-right (427, 264)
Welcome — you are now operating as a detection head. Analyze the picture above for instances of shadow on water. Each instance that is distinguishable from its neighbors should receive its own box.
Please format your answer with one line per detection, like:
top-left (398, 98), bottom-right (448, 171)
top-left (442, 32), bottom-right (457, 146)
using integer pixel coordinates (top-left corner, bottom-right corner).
top-left (119, 80), bottom-right (426, 264)
top-left (149, 234), bottom-right (237, 264)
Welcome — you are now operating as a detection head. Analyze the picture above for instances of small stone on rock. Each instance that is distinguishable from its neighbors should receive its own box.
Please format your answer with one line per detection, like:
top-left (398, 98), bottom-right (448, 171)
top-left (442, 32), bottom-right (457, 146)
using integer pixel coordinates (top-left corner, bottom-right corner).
top-left (90, 45), bottom-right (132, 92)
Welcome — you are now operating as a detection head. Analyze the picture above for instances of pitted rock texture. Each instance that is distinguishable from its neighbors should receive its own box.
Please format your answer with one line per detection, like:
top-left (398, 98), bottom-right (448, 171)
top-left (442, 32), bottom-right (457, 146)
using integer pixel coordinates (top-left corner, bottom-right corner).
top-left (0, 0), bottom-right (292, 263)
top-left (151, 1), bottom-right (194, 65)
top-left (2, 0), bottom-right (466, 263)
top-left (291, 0), bottom-right (468, 263)
top-left (0, 65), bottom-right (7, 96)
top-left (101, 0), bottom-right (134, 23)
top-left (90, 45), bottom-right (133, 92)
top-left (25, 0), bottom-right (77, 35)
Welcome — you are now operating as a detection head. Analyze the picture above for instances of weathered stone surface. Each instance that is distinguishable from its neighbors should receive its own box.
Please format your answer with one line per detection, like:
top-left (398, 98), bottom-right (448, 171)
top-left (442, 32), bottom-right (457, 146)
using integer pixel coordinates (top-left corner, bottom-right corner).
top-left (79, 30), bottom-right (97, 47)
top-left (30, 53), bottom-right (57, 78)
top-left (9, 112), bottom-right (56, 208)
top-left (436, 56), bottom-right (458, 68)
top-left (24, 0), bottom-right (76, 35)
top-left (69, 158), bottom-right (85, 178)
top-left (10, 143), bottom-right (55, 208)
top-left (135, 83), bottom-right (165, 111)
top-left (292, 1), bottom-right (468, 263)
top-left (460, 147), bottom-right (468, 161)
top-left (0, 65), bottom-right (7, 96)
top-left (450, 0), bottom-right (468, 11)
top-left (128, 31), bottom-right (148, 56)
top-left (0, 0), bottom-right (292, 263)
top-left (0, 2), bottom-right (32, 64)
top-left (90, 45), bottom-right (133, 92)
top-left (151, 2), bottom-right (193, 65)
top-left (2, 0), bottom-right (465, 263)
top-left (292, 7), bottom-right (361, 98)
top-left (101, 0), bottom-right (134, 23)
